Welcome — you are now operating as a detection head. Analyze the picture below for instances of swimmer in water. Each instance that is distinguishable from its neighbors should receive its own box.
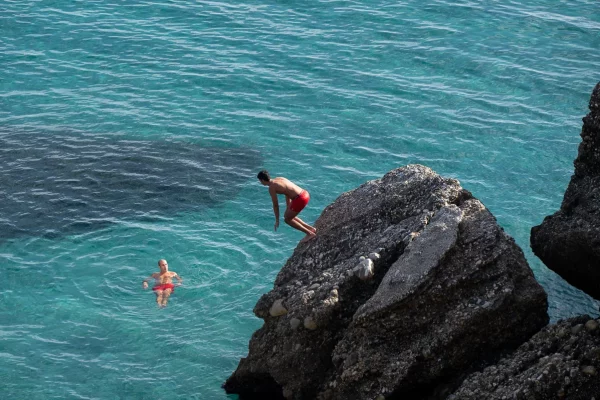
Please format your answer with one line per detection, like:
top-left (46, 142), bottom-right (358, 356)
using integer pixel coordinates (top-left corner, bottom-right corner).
top-left (142, 259), bottom-right (182, 308)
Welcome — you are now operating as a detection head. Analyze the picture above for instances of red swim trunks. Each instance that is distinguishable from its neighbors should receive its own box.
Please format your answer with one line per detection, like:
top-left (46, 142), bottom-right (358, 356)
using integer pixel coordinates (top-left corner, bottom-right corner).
top-left (153, 283), bottom-right (175, 292)
top-left (290, 190), bottom-right (310, 213)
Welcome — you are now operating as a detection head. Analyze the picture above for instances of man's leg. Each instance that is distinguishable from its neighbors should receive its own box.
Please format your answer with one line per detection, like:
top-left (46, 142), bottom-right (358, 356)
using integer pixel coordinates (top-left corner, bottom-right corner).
top-left (154, 290), bottom-right (164, 307)
top-left (285, 209), bottom-right (316, 241)
top-left (293, 216), bottom-right (316, 233)
top-left (161, 288), bottom-right (172, 307)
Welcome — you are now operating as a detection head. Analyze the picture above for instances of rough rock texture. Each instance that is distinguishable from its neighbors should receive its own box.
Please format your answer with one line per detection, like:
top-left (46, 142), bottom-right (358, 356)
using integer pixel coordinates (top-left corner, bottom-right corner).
top-left (224, 165), bottom-right (548, 400)
top-left (449, 315), bottom-right (600, 400)
top-left (531, 82), bottom-right (600, 300)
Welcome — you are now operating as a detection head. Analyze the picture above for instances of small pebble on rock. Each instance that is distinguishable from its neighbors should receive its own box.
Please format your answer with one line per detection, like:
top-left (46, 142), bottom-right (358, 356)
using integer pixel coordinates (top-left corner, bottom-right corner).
top-left (571, 324), bottom-right (584, 334)
top-left (557, 328), bottom-right (569, 338)
top-left (355, 258), bottom-right (374, 280)
top-left (581, 365), bottom-right (597, 376)
top-left (290, 318), bottom-right (301, 330)
top-left (304, 316), bottom-right (317, 330)
top-left (269, 299), bottom-right (288, 317)
top-left (584, 319), bottom-right (599, 331)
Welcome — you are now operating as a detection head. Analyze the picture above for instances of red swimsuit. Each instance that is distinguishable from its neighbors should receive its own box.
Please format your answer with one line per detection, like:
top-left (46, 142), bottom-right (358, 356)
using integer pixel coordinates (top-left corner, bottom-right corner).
top-left (290, 190), bottom-right (310, 213)
top-left (153, 283), bottom-right (175, 291)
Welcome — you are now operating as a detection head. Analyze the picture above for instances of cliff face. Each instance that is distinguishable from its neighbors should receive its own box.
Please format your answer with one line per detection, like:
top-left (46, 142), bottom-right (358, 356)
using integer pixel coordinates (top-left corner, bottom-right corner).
top-left (224, 164), bottom-right (548, 400)
top-left (531, 82), bottom-right (600, 300)
top-left (450, 315), bottom-right (600, 400)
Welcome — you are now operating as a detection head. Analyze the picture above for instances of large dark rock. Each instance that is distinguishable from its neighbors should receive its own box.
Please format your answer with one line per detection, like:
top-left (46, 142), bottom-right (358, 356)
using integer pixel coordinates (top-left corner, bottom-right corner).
top-left (449, 316), bottom-right (600, 399)
top-left (224, 165), bottom-right (548, 400)
top-left (531, 82), bottom-right (600, 300)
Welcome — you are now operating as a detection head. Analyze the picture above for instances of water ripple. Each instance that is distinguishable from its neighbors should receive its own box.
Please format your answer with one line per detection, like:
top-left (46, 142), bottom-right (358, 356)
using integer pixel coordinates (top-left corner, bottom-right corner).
top-left (1, 0), bottom-right (600, 398)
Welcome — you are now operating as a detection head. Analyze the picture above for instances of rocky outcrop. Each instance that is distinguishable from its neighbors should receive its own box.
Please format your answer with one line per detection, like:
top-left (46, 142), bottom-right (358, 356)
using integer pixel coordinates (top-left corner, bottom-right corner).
top-left (224, 165), bottom-right (548, 400)
top-left (531, 82), bottom-right (600, 300)
top-left (449, 316), bottom-right (600, 399)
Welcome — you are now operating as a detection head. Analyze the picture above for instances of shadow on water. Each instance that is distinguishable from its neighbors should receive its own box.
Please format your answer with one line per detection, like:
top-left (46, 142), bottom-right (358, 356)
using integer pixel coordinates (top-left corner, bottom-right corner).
top-left (0, 128), bottom-right (262, 240)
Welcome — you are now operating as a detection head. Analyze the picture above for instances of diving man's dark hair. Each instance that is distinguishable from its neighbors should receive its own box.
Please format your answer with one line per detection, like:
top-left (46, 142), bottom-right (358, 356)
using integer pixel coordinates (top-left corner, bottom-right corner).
top-left (257, 170), bottom-right (270, 182)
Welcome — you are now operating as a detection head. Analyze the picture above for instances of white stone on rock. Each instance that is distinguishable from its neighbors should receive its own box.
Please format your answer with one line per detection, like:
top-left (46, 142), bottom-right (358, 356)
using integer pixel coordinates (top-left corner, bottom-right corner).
top-left (269, 299), bottom-right (288, 317)
top-left (585, 319), bottom-right (599, 331)
top-left (304, 316), bottom-right (317, 330)
top-left (354, 258), bottom-right (375, 280)
top-left (290, 318), bottom-right (301, 330)
top-left (581, 365), bottom-right (597, 376)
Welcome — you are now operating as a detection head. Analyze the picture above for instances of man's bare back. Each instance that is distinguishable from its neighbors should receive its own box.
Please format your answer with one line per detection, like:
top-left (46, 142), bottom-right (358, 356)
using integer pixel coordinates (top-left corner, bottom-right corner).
top-left (268, 177), bottom-right (304, 199)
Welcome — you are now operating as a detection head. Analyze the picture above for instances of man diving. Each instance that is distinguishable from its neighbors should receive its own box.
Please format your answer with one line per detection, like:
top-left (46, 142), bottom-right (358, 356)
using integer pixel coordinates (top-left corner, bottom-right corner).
top-left (257, 170), bottom-right (316, 243)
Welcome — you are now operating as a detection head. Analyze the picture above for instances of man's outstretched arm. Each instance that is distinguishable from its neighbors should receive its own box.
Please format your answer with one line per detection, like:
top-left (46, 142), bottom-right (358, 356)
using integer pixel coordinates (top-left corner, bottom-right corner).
top-left (142, 274), bottom-right (155, 289)
top-left (269, 186), bottom-right (280, 231)
top-left (174, 273), bottom-right (183, 284)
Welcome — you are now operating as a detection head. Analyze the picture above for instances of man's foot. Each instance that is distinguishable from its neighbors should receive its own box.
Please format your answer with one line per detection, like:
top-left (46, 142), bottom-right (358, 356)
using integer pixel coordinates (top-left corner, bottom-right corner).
top-left (308, 226), bottom-right (317, 234)
top-left (300, 233), bottom-right (317, 243)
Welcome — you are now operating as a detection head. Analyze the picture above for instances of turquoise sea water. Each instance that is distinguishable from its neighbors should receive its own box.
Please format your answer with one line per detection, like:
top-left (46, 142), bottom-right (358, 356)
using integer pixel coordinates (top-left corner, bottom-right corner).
top-left (1, 0), bottom-right (599, 398)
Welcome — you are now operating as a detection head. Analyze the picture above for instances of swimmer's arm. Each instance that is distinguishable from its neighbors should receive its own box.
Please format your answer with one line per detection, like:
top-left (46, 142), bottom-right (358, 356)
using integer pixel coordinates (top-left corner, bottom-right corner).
top-left (173, 273), bottom-right (183, 285)
top-left (142, 273), bottom-right (156, 289)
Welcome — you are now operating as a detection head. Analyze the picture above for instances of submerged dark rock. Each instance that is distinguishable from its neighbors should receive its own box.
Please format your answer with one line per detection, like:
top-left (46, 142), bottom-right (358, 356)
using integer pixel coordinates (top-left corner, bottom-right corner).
top-left (0, 127), bottom-right (261, 240)
top-left (224, 164), bottom-right (548, 400)
top-left (531, 82), bottom-right (600, 300)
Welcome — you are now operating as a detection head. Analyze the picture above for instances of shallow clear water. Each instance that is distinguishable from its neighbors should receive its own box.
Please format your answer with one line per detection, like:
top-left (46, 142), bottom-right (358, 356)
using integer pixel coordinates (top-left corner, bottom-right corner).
top-left (1, 0), bottom-right (599, 398)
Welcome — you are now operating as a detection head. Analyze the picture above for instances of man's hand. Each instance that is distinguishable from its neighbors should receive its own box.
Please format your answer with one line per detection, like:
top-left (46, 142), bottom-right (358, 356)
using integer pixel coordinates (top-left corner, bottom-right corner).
top-left (142, 281), bottom-right (148, 289)
top-left (274, 220), bottom-right (279, 231)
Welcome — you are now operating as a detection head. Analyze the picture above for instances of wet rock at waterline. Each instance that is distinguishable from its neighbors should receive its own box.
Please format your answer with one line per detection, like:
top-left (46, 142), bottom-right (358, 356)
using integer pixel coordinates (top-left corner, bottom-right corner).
top-left (450, 316), bottom-right (600, 400)
top-left (531, 82), bottom-right (600, 300)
